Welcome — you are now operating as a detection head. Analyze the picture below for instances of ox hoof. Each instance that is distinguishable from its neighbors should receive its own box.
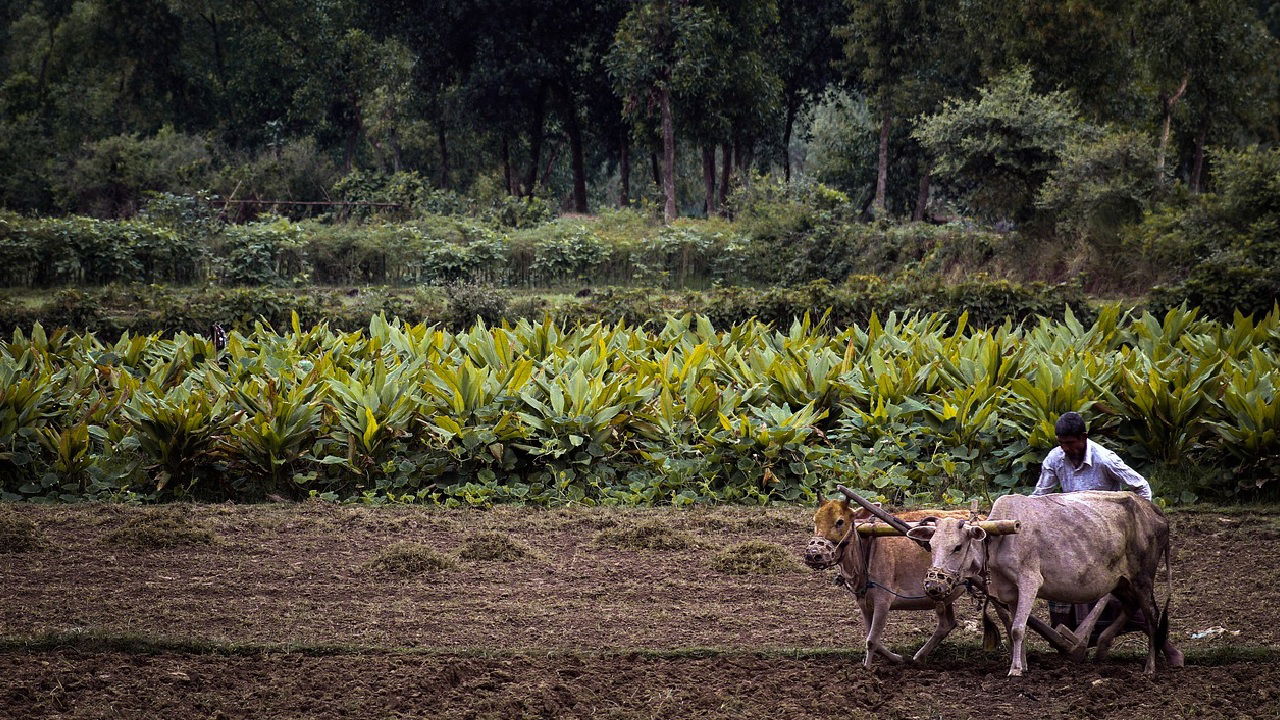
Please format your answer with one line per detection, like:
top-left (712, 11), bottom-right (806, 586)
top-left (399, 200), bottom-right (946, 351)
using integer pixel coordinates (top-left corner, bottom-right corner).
top-left (1008, 668), bottom-right (1023, 678)
top-left (1165, 646), bottom-right (1185, 668)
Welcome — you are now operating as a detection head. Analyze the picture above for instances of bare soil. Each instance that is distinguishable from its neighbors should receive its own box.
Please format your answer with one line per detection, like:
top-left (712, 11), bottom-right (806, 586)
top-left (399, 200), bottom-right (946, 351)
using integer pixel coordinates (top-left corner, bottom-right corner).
top-left (1, 503), bottom-right (1277, 719)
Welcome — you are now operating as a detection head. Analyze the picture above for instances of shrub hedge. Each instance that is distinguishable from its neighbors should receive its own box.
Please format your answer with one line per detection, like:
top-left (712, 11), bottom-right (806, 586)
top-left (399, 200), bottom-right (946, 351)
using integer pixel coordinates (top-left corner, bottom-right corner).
top-left (1, 210), bottom-right (1012, 290)
top-left (0, 278), bottom-right (1093, 338)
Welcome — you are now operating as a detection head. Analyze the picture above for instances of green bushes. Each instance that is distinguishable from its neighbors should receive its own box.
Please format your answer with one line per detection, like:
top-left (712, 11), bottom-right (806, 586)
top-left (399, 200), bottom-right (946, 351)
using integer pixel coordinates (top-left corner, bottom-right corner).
top-left (0, 210), bottom-right (1019, 290)
top-left (0, 215), bottom-right (197, 286)
top-left (1110, 145), bottom-right (1280, 320)
top-left (3, 308), bottom-right (1277, 506)
top-left (54, 128), bottom-right (214, 218)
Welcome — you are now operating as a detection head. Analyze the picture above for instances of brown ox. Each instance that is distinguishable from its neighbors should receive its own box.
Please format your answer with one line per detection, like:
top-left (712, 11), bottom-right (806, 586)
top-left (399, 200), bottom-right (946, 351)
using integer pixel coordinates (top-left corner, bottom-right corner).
top-left (907, 490), bottom-right (1177, 676)
top-left (804, 499), bottom-right (983, 667)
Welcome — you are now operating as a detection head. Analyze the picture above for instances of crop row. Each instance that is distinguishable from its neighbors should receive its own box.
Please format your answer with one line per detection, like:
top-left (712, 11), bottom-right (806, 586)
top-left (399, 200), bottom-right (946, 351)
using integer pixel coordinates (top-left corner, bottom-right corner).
top-left (2, 306), bottom-right (1277, 505)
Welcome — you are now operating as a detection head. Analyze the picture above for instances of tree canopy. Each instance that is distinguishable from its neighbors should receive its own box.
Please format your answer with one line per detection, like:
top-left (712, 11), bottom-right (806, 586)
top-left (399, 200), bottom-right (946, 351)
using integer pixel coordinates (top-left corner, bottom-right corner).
top-left (1, 0), bottom-right (1277, 219)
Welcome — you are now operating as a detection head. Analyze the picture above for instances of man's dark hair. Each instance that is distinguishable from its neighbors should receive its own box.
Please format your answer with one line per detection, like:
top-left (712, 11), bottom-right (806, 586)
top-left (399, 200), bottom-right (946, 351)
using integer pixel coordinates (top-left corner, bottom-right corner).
top-left (1054, 412), bottom-right (1087, 437)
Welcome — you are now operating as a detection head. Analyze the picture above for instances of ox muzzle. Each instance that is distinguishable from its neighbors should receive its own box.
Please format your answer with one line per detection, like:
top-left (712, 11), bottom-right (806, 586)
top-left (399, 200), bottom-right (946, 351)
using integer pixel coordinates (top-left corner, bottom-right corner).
top-left (804, 537), bottom-right (840, 570)
top-left (923, 566), bottom-right (961, 599)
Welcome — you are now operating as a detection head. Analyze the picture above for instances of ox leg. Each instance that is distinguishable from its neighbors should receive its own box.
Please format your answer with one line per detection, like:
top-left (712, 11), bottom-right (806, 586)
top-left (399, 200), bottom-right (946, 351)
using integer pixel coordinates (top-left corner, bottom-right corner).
top-left (1008, 575), bottom-right (1042, 677)
top-left (1136, 586), bottom-right (1163, 675)
top-left (1163, 638), bottom-right (1185, 668)
top-left (857, 599), bottom-right (876, 668)
top-left (864, 593), bottom-right (905, 666)
top-left (1093, 607), bottom-right (1130, 661)
top-left (992, 601), bottom-right (1015, 650)
top-left (911, 602), bottom-right (957, 663)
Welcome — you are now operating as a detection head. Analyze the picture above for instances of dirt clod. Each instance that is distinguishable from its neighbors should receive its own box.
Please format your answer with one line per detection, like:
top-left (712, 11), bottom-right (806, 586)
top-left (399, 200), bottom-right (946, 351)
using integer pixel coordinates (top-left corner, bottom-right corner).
top-left (0, 507), bottom-right (47, 552)
top-left (367, 541), bottom-right (455, 575)
top-left (710, 540), bottom-right (804, 575)
top-left (593, 519), bottom-right (697, 550)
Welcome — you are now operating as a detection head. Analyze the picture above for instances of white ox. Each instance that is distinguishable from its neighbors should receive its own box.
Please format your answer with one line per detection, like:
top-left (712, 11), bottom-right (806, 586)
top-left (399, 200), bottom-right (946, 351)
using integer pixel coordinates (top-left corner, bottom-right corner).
top-left (906, 490), bottom-right (1179, 676)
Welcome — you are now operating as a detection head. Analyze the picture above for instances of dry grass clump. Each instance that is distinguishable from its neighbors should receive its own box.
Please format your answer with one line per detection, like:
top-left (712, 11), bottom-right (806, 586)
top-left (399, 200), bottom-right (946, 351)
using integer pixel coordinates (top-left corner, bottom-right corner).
top-left (0, 507), bottom-right (48, 552)
top-left (103, 507), bottom-right (215, 548)
top-left (594, 519), bottom-right (697, 551)
top-left (457, 530), bottom-right (536, 562)
top-left (547, 507), bottom-right (617, 531)
top-left (689, 509), bottom-right (808, 535)
top-left (710, 540), bottom-right (805, 575)
top-left (367, 541), bottom-right (456, 576)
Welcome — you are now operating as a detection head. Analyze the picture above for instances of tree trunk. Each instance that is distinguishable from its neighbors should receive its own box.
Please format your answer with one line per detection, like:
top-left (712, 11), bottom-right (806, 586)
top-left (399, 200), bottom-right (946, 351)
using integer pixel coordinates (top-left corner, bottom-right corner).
top-left (659, 85), bottom-right (677, 222)
top-left (783, 102), bottom-right (797, 182)
top-left (1189, 119), bottom-right (1209, 193)
top-left (437, 127), bottom-right (450, 189)
top-left (741, 143), bottom-right (755, 185)
top-left (201, 12), bottom-right (228, 93)
top-left (387, 128), bottom-right (403, 173)
top-left (522, 88), bottom-right (548, 196)
top-left (913, 160), bottom-right (932, 222)
top-left (875, 109), bottom-right (891, 215)
top-left (565, 98), bottom-right (588, 212)
top-left (502, 135), bottom-right (513, 195)
top-left (1157, 73), bottom-right (1190, 184)
top-left (343, 101), bottom-right (361, 173)
top-left (539, 141), bottom-right (560, 191)
top-left (718, 142), bottom-right (732, 212)
top-left (702, 145), bottom-right (717, 216)
top-left (620, 134), bottom-right (631, 207)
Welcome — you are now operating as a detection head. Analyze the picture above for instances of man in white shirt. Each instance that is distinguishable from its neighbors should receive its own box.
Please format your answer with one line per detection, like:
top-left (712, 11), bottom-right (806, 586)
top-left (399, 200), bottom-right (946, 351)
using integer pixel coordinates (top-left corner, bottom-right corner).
top-left (1032, 412), bottom-right (1153, 500)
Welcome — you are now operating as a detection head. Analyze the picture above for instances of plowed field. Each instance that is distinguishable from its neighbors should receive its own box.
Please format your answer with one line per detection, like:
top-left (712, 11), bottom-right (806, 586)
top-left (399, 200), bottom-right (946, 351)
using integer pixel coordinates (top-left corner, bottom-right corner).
top-left (2, 503), bottom-right (1277, 719)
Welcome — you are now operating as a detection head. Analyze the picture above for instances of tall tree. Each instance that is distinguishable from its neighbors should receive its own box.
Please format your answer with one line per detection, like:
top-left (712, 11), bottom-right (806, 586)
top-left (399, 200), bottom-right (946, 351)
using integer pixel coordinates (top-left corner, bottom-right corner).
top-left (773, 0), bottom-right (844, 181)
top-left (1134, 0), bottom-right (1280, 189)
top-left (608, 0), bottom-right (719, 221)
top-left (837, 0), bottom-right (940, 216)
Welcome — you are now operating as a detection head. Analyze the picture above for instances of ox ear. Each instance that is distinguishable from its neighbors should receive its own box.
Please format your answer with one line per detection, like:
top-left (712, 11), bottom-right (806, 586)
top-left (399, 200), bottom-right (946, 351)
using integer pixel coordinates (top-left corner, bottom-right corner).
top-left (905, 525), bottom-right (935, 543)
top-left (967, 524), bottom-right (988, 541)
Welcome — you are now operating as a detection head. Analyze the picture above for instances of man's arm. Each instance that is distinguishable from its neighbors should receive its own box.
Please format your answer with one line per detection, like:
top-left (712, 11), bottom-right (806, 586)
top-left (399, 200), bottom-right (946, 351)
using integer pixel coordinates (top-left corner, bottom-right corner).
top-left (1030, 460), bottom-right (1060, 496)
top-left (1099, 450), bottom-right (1153, 500)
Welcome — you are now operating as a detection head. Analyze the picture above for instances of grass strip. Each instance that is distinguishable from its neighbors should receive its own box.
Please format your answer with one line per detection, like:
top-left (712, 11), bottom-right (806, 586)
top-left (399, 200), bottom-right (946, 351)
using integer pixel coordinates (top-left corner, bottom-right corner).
top-left (3, 629), bottom-right (1276, 667)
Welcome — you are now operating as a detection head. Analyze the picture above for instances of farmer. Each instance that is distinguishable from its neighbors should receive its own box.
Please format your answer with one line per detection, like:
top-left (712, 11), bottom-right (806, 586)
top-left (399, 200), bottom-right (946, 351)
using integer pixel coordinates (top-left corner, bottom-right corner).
top-left (1032, 412), bottom-right (1181, 665)
top-left (1031, 411), bottom-right (1151, 500)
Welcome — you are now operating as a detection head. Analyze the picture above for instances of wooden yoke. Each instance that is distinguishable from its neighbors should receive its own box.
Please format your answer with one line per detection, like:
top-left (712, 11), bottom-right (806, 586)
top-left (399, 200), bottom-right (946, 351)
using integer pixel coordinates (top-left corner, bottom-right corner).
top-left (834, 484), bottom-right (1020, 538)
top-left (854, 519), bottom-right (1021, 537)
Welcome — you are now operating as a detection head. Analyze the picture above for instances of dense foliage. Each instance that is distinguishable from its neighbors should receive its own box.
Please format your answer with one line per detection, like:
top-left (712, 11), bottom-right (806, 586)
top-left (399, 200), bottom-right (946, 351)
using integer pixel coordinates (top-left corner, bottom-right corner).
top-left (3, 308), bottom-right (1277, 506)
top-left (1, 205), bottom-right (1015, 290)
top-left (2, 1), bottom-right (1276, 222)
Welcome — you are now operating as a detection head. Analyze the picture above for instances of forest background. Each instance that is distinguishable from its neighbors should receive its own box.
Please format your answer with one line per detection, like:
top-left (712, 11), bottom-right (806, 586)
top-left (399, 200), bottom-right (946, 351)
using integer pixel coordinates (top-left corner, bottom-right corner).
top-left (1, 0), bottom-right (1278, 325)
top-left (2, 1), bottom-right (1280, 505)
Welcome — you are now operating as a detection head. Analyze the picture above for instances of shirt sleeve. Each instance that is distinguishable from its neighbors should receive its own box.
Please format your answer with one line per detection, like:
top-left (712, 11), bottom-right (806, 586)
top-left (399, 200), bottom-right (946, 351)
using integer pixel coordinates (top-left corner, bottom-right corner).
top-left (1098, 449), bottom-right (1153, 500)
top-left (1031, 458), bottom-right (1060, 496)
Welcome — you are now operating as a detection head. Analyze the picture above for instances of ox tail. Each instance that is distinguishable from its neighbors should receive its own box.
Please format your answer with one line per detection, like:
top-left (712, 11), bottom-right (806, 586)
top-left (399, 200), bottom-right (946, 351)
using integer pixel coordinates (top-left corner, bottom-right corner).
top-left (981, 598), bottom-right (1001, 651)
